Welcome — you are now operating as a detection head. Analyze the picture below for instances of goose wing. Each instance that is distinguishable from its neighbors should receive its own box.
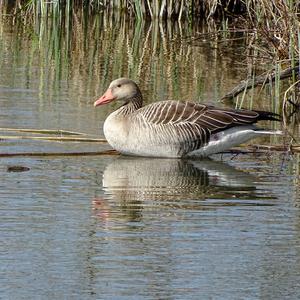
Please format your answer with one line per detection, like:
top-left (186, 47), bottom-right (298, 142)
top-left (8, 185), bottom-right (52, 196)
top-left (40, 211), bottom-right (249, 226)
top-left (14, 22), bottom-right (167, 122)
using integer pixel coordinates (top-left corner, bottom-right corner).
top-left (136, 100), bottom-right (262, 153)
top-left (140, 100), bottom-right (261, 129)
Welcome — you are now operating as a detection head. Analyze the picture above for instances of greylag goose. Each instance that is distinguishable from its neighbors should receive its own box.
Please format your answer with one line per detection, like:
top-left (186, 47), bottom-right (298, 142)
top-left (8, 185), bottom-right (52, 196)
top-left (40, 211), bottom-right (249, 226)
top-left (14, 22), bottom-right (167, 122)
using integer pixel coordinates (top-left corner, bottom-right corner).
top-left (94, 78), bottom-right (280, 158)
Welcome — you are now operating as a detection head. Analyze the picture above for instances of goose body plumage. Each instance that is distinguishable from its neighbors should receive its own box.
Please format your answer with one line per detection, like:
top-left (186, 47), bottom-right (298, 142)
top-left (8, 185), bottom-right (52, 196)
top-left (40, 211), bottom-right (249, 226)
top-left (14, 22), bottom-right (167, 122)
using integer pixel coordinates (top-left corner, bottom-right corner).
top-left (94, 78), bottom-right (280, 158)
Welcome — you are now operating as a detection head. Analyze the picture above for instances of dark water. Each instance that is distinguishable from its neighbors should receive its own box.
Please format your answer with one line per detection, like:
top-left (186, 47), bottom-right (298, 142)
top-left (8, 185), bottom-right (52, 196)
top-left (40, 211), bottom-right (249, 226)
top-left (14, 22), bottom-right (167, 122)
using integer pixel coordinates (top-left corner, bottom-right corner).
top-left (1, 14), bottom-right (300, 299)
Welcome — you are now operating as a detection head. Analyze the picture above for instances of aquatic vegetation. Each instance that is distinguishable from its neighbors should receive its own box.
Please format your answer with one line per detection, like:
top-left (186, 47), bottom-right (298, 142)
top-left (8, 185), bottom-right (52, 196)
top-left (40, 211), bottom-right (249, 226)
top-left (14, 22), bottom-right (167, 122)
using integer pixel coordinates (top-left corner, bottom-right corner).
top-left (1, 0), bottom-right (299, 137)
top-left (2, 0), bottom-right (299, 64)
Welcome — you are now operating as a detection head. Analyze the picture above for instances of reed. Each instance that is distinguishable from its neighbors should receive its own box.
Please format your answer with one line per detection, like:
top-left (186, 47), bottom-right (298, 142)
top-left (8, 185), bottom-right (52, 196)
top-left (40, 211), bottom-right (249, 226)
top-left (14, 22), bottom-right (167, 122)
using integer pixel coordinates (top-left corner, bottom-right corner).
top-left (1, 0), bottom-right (298, 23)
top-left (0, 128), bottom-right (84, 135)
top-left (3, 0), bottom-right (299, 65)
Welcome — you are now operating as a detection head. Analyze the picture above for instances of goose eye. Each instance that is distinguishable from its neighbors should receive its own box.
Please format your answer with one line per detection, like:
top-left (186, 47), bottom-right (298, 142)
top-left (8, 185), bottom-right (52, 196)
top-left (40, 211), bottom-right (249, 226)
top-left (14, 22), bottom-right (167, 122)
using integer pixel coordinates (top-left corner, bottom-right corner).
top-left (117, 84), bottom-right (121, 88)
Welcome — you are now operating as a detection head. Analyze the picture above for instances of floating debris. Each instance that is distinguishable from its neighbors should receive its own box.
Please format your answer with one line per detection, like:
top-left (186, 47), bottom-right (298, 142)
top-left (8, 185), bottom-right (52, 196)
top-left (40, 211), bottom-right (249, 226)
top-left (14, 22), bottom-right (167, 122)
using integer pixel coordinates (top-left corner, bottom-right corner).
top-left (7, 166), bottom-right (30, 172)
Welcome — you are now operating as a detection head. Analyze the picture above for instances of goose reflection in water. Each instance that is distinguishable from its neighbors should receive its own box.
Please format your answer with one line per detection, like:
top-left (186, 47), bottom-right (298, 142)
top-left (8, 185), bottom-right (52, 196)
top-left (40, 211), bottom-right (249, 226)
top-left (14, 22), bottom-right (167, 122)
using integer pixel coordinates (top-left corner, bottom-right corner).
top-left (92, 157), bottom-right (272, 221)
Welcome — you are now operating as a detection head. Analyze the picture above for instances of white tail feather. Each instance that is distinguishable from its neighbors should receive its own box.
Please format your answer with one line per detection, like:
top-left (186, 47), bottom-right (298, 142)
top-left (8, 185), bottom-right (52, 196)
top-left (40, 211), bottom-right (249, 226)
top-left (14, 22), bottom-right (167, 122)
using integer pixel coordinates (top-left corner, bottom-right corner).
top-left (188, 126), bottom-right (283, 157)
top-left (254, 129), bottom-right (283, 135)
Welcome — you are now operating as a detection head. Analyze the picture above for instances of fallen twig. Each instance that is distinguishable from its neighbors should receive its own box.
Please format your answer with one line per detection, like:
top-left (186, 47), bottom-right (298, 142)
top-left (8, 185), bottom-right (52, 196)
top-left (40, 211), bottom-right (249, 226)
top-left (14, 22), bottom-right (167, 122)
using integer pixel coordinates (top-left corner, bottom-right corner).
top-left (0, 145), bottom-right (298, 158)
top-left (0, 150), bottom-right (119, 157)
top-left (249, 144), bottom-right (300, 153)
top-left (230, 144), bottom-right (300, 153)
top-left (0, 128), bottom-right (85, 135)
top-left (0, 135), bottom-right (107, 143)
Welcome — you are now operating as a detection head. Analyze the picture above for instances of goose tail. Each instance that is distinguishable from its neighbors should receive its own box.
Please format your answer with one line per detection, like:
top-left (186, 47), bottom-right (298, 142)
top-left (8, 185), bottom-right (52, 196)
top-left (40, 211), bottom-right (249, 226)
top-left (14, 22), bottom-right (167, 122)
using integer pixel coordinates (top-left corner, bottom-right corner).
top-left (254, 129), bottom-right (283, 135)
top-left (254, 110), bottom-right (281, 122)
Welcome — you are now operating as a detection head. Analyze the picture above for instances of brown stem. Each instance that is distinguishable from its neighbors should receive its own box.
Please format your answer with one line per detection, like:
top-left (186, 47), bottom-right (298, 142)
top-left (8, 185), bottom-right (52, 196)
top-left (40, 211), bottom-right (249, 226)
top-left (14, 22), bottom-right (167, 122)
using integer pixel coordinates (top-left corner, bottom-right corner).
top-left (222, 65), bottom-right (300, 101)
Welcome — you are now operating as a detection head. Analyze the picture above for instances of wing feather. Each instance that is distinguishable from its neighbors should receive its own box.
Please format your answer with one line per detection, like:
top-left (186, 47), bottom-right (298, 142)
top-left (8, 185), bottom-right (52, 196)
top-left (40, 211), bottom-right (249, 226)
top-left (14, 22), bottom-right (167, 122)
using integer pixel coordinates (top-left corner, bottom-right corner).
top-left (135, 100), bottom-right (271, 155)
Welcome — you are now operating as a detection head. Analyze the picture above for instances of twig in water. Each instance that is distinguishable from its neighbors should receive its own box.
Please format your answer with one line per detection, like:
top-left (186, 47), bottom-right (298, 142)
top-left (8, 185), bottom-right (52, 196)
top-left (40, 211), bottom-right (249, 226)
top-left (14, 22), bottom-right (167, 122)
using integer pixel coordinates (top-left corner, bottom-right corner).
top-left (0, 150), bottom-right (119, 157)
top-left (0, 128), bottom-right (85, 135)
top-left (0, 135), bottom-right (107, 143)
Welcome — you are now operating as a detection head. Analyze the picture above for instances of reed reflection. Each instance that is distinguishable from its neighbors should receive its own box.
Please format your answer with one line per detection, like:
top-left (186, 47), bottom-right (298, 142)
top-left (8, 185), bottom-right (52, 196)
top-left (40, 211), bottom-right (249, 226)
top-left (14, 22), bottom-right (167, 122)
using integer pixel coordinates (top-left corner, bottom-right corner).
top-left (0, 14), bottom-right (249, 108)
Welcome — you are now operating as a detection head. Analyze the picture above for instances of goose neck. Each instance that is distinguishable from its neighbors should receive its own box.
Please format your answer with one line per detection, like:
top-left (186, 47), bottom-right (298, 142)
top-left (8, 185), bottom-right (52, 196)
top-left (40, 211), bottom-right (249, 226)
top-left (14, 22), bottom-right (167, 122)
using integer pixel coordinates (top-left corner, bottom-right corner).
top-left (118, 95), bottom-right (143, 115)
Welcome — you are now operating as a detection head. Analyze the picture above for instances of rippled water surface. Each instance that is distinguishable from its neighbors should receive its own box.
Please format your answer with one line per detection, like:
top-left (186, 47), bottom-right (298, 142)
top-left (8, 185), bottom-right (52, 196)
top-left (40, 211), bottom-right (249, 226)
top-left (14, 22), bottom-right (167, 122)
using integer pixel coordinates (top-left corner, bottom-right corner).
top-left (1, 13), bottom-right (300, 300)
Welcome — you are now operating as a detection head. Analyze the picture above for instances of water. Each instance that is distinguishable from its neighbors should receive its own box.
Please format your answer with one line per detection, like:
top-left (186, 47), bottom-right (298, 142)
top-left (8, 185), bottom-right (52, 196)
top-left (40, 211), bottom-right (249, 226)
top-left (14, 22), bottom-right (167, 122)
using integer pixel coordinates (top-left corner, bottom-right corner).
top-left (1, 13), bottom-right (300, 300)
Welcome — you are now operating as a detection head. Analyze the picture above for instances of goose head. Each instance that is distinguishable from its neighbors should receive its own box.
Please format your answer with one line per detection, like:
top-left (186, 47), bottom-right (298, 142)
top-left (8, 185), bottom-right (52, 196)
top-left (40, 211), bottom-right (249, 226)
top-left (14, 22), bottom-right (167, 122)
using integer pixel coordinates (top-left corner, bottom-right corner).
top-left (94, 78), bottom-right (141, 107)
